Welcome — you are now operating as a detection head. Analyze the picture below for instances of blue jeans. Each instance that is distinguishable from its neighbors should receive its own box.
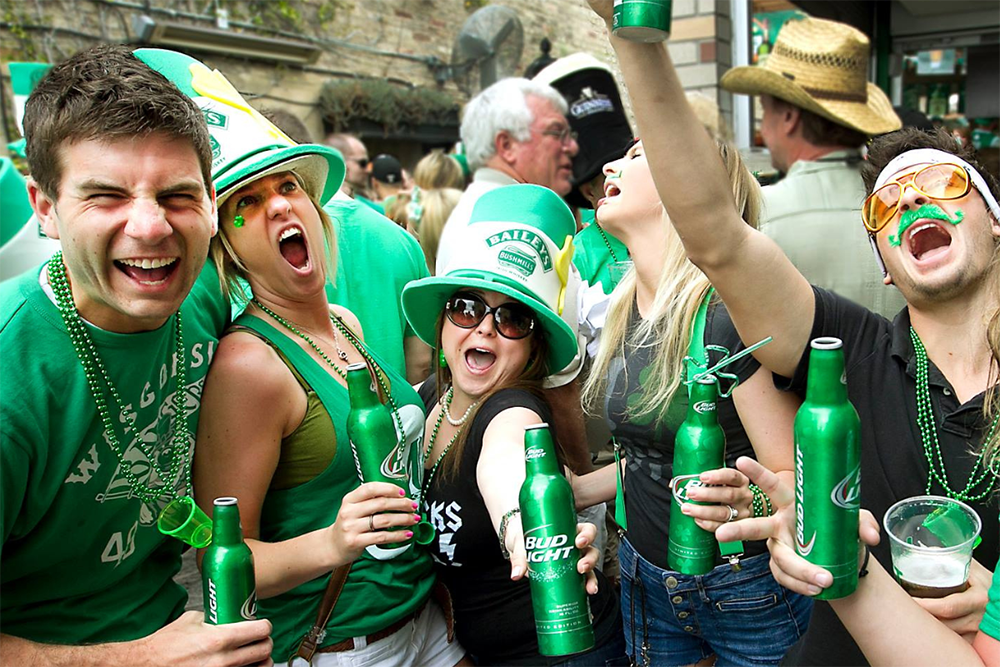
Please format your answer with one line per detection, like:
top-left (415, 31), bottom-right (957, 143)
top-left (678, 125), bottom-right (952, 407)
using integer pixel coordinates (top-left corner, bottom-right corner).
top-left (619, 537), bottom-right (812, 667)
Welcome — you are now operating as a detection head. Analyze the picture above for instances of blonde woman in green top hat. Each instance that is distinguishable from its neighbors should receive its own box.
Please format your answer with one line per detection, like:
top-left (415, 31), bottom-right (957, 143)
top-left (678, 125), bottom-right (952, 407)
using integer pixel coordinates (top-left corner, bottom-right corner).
top-left (401, 184), bottom-right (627, 665)
top-left (133, 49), bottom-right (468, 666)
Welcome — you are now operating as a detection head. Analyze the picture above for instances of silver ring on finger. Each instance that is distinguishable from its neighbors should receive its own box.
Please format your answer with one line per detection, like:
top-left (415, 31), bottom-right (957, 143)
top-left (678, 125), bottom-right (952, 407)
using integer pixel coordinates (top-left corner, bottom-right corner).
top-left (725, 504), bottom-right (738, 523)
top-left (368, 514), bottom-right (376, 532)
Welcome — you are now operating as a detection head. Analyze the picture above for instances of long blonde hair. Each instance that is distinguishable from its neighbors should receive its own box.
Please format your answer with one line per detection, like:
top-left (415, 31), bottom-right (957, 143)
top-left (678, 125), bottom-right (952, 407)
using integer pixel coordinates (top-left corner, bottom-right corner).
top-left (582, 142), bottom-right (762, 423)
top-left (984, 251), bottom-right (1000, 468)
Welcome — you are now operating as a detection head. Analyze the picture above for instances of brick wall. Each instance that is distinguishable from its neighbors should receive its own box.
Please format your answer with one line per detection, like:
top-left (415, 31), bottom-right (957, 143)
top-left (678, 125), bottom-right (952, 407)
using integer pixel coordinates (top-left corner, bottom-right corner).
top-left (2, 0), bottom-right (734, 159)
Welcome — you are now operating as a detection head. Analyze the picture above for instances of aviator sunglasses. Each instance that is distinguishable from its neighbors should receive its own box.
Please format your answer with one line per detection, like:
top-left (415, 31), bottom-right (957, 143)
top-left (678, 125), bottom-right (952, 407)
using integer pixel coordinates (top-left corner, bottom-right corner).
top-left (445, 293), bottom-right (536, 340)
top-left (862, 162), bottom-right (971, 234)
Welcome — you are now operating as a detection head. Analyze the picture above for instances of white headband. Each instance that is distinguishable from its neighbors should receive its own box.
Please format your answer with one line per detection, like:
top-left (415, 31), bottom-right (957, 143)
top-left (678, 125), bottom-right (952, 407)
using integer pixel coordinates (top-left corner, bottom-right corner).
top-left (873, 148), bottom-right (1000, 223)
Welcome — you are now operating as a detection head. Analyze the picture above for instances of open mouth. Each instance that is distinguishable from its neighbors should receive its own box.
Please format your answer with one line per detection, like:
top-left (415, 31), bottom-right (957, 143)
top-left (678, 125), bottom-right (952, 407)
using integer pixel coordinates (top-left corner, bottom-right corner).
top-left (465, 347), bottom-right (496, 372)
top-left (906, 222), bottom-right (952, 262)
top-left (278, 227), bottom-right (310, 270)
top-left (115, 257), bottom-right (178, 285)
top-left (604, 181), bottom-right (621, 199)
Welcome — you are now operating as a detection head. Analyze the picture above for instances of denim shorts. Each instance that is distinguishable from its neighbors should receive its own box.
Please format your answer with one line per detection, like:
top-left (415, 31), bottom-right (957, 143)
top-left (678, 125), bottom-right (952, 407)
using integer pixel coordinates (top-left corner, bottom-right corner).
top-left (619, 537), bottom-right (812, 667)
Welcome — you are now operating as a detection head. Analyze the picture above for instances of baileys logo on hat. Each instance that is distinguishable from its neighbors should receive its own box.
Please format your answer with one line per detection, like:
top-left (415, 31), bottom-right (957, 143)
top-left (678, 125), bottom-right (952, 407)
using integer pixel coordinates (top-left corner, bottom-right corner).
top-left (401, 184), bottom-right (580, 372)
top-left (134, 48), bottom-right (344, 207)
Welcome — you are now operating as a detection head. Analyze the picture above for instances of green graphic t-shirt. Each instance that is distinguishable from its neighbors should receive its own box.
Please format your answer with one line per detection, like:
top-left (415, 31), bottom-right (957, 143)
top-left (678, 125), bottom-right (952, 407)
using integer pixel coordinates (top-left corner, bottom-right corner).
top-left (325, 196), bottom-right (430, 377)
top-left (0, 263), bottom-right (228, 644)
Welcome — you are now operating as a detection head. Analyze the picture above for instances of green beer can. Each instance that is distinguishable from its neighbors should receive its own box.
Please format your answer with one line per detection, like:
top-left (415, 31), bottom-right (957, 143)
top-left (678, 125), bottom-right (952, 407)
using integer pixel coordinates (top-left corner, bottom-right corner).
top-left (612, 0), bottom-right (673, 42)
top-left (202, 497), bottom-right (257, 625)
top-left (520, 424), bottom-right (595, 657)
top-left (345, 362), bottom-right (411, 552)
top-left (668, 374), bottom-right (726, 575)
top-left (795, 337), bottom-right (861, 600)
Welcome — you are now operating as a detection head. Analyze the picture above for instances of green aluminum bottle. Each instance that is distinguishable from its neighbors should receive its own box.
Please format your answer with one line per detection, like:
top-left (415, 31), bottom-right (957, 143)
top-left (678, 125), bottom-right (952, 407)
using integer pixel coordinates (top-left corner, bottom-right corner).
top-left (520, 424), bottom-right (595, 657)
top-left (346, 362), bottom-right (408, 490)
top-left (612, 0), bottom-right (673, 42)
top-left (345, 362), bottom-right (410, 551)
top-left (668, 374), bottom-right (725, 575)
top-left (202, 497), bottom-right (257, 625)
top-left (795, 337), bottom-right (861, 600)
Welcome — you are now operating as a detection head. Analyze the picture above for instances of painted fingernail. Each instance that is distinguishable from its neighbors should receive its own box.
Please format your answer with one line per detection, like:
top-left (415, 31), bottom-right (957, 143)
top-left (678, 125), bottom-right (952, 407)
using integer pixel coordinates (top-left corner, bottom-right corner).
top-left (413, 514), bottom-right (422, 522)
top-left (399, 489), bottom-right (406, 496)
top-left (412, 502), bottom-right (419, 510)
top-left (405, 531), bottom-right (414, 538)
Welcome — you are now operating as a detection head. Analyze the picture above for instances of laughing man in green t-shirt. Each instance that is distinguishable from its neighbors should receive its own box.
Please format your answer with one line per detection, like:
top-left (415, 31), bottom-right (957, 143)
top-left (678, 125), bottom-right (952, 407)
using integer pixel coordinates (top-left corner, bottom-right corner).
top-left (0, 45), bottom-right (272, 665)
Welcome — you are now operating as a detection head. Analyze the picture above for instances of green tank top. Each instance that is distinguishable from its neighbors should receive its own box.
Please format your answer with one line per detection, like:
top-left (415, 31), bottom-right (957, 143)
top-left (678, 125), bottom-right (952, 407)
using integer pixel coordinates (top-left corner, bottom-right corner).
top-left (230, 325), bottom-right (336, 490)
top-left (233, 313), bottom-right (434, 660)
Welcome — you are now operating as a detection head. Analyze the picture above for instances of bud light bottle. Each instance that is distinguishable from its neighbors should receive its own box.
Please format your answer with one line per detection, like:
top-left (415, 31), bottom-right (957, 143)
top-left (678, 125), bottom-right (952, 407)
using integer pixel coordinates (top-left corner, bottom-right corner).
top-left (345, 362), bottom-right (410, 552)
top-left (520, 424), bottom-right (595, 657)
top-left (795, 337), bottom-right (861, 600)
top-left (668, 374), bottom-right (726, 574)
top-left (202, 497), bottom-right (257, 624)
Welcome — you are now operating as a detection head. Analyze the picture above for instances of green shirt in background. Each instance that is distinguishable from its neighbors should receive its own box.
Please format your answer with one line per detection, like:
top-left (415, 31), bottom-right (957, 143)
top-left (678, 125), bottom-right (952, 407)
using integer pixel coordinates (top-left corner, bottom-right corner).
top-left (574, 222), bottom-right (629, 294)
top-left (354, 194), bottom-right (385, 215)
top-left (980, 548), bottom-right (1000, 640)
top-left (325, 195), bottom-right (430, 377)
top-left (0, 263), bottom-right (228, 644)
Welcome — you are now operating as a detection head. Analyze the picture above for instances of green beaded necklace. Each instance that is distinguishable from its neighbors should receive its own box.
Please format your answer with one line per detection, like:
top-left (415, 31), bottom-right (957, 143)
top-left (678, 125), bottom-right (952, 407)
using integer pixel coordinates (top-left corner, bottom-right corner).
top-left (416, 387), bottom-right (477, 540)
top-left (47, 252), bottom-right (192, 505)
top-left (595, 224), bottom-right (622, 264)
top-left (251, 298), bottom-right (405, 438)
top-left (910, 326), bottom-right (998, 501)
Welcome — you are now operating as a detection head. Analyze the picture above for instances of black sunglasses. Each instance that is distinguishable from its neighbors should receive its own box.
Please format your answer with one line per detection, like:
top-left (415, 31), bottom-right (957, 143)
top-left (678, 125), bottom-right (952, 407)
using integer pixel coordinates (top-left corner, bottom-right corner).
top-left (352, 157), bottom-right (369, 169)
top-left (445, 293), bottom-right (536, 340)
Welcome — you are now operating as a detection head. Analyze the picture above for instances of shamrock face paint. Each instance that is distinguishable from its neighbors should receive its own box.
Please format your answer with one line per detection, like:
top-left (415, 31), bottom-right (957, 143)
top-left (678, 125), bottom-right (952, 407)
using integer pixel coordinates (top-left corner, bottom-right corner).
top-left (888, 203), bottom-right (965, 247)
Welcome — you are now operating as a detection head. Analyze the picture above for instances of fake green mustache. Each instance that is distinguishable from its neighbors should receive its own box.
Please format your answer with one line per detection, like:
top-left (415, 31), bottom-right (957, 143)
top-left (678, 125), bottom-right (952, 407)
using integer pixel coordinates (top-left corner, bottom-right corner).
top-left (888, 203), bottom-right (965, 247)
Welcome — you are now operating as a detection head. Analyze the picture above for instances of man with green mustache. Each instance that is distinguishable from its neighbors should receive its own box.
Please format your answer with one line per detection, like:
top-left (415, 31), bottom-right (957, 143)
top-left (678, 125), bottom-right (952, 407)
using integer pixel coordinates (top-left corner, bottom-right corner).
top-left (888, 204), bottom-right (965, 248)
top-left (583, 2), bottom-right (1000, 663)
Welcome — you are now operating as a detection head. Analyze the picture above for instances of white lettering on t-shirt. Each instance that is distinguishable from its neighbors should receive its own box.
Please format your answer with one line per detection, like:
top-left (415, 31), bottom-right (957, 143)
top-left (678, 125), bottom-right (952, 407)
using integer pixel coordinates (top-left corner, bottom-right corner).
top-left (64, 444), bottom-right (100, 484)
top-left (100, 520), bottom-right (138, 567)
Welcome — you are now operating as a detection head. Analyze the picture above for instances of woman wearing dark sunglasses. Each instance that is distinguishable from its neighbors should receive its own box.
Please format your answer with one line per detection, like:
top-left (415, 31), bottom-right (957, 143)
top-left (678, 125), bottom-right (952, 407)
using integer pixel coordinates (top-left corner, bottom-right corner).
top-left (401, 184), bottom-right (627, 666)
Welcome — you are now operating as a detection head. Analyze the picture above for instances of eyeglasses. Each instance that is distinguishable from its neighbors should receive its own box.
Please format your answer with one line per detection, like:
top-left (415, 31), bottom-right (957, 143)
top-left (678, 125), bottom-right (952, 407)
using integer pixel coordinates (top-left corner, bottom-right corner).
top-left (350, 157), bottom-right (369, 169)
top-left (539, 126), bottom-right (579, 146)
top-left (862, 162), bottom-right (971, 234)
top-left (444, 293), bottom-right (536, 340)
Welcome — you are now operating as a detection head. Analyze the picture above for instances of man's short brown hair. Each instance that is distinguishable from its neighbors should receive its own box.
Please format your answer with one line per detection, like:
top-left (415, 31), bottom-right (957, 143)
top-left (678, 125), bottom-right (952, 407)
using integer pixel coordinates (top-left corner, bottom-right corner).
top-left (769, 96), bottom-right (868, 149)
top-left (24, 44), bottom-right (212, 199)
top-left (862, 127), bottom-right (1000, 204)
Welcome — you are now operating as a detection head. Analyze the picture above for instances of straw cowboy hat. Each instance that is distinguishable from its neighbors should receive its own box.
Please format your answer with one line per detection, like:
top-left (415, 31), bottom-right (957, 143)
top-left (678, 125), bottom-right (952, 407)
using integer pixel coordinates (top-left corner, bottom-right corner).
top-left (721, 17), bottom-right (900, 136)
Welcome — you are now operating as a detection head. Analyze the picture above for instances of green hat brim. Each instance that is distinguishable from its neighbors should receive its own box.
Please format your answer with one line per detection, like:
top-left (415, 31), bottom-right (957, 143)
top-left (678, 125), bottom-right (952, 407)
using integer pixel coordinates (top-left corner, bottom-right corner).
top-left (215, 144), bottom-right (345, 208)
top-left (402, 274), bottom-right (578, 374)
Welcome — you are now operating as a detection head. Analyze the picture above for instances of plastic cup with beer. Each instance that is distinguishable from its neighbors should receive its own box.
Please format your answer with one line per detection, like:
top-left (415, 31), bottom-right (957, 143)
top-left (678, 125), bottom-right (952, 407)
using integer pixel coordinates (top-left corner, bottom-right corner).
top-left (158, 496), bottom-right (214, 548)
top-left (883, 495), bottom-right (981, 599)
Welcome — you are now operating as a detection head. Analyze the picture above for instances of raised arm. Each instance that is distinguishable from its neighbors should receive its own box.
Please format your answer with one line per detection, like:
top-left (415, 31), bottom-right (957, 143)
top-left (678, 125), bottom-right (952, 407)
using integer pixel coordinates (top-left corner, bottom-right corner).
top-left (588, 1), bottom-right (814, 377)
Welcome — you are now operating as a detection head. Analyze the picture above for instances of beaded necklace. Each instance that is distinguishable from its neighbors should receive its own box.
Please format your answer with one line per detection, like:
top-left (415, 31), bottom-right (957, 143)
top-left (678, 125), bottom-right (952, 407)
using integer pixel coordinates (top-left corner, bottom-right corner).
top-left (910, 326), bottom-right (998, 501)
top-left (595, 223), bottom-right (622, 264)
top-left (47, 252), bottom-right (192, 505)
top-left (251, 298), bottom-right (405, 439)
top-left (417, 387), bottom-right (469, 534)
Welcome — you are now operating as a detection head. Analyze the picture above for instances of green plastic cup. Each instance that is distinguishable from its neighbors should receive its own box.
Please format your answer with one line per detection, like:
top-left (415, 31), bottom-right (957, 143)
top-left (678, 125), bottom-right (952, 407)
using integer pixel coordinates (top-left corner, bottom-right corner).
top-left (158, 496), bottom-right (214, 548)
top-left (613, 0), bottom-right (673, 43)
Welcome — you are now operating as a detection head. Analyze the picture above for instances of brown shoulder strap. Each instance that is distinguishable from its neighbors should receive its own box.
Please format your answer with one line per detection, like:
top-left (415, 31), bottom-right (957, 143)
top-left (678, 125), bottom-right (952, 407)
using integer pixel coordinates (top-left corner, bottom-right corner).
top-left (290, 562), bottom-right (353, 665)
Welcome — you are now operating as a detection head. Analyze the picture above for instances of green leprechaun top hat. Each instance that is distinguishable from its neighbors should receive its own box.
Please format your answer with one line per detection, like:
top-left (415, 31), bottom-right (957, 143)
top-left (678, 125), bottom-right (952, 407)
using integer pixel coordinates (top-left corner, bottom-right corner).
top-left (402, 184), bottom-right (579, 373)
top-left (134, 48), bottom-right (344, 207)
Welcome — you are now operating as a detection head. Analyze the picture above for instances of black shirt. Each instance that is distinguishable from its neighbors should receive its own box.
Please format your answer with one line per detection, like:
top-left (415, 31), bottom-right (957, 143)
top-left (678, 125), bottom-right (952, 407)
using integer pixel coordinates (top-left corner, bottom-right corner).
top-left (782, 288), bottom-right (999, 667)
top-left (418, 383), bottom-right (621, 665)
top-left (606, 299), bottom-right (765, 568)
